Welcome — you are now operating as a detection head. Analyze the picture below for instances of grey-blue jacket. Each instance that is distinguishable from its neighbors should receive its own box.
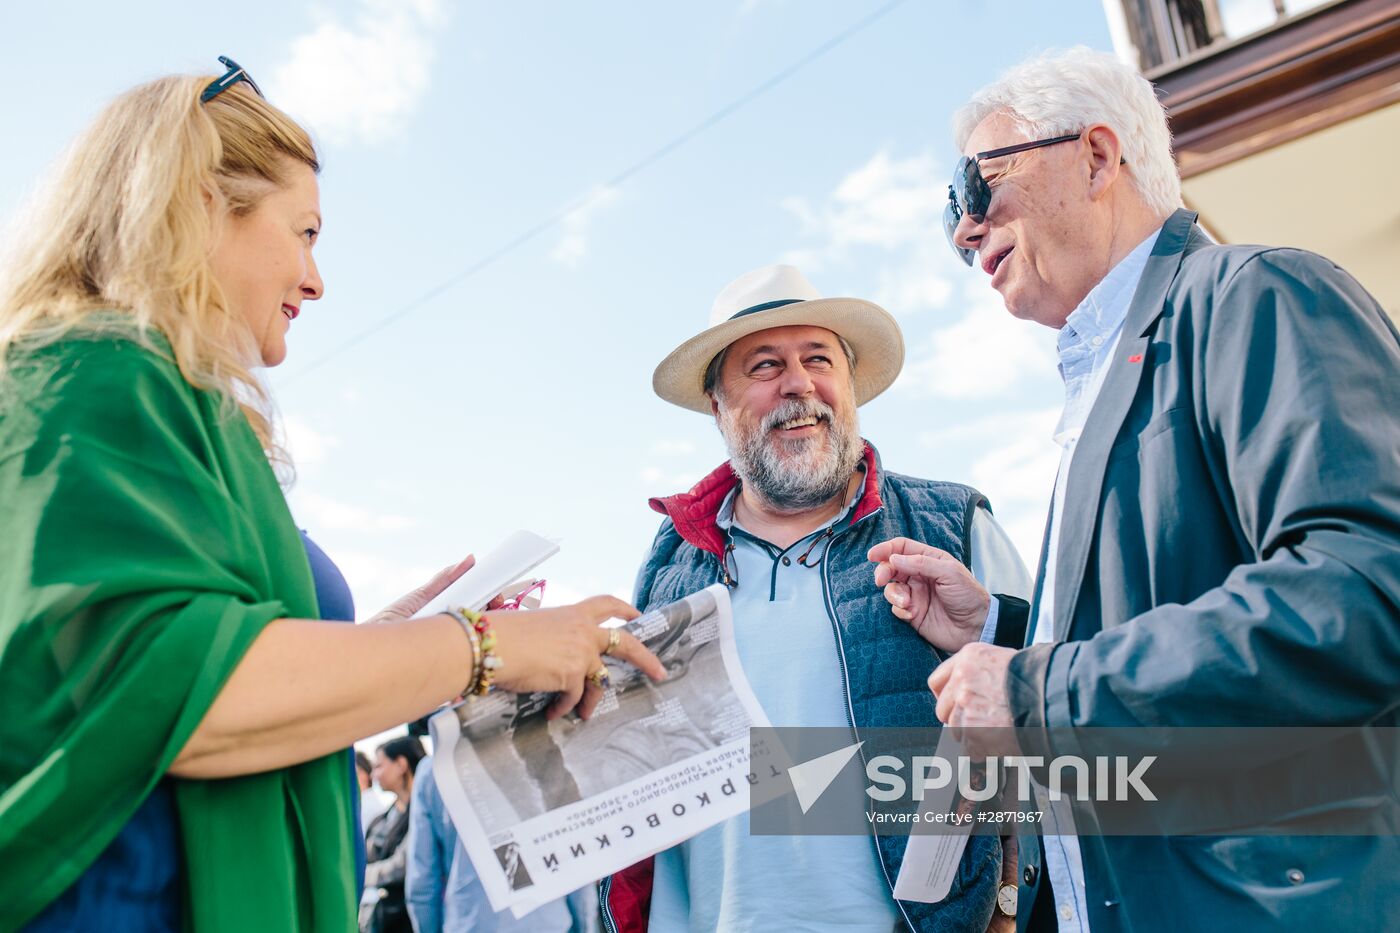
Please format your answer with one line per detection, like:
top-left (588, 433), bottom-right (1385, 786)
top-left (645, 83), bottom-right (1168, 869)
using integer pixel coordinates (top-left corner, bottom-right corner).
top-left (1008, 209), bottom-right (1400, 931)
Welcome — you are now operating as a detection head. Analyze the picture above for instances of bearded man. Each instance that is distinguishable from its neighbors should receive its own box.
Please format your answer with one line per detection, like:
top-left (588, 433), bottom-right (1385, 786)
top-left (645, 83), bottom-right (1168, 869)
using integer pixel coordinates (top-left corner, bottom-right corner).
top-left (599, 265), bottom-right (1034, 933)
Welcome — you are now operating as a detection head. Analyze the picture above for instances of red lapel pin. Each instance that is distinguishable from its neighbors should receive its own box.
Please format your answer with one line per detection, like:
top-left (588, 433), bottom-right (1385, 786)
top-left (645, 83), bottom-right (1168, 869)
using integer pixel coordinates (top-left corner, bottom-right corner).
top-left (1127, 353), bottom-right (1143, 364)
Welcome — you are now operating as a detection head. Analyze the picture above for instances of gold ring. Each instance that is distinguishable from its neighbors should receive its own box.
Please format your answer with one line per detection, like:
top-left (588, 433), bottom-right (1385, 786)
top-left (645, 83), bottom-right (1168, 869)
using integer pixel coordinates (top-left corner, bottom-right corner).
top-left (603, 628), bottom-right (622, 656)
top-left (587, 666), bottom-right (612, 690)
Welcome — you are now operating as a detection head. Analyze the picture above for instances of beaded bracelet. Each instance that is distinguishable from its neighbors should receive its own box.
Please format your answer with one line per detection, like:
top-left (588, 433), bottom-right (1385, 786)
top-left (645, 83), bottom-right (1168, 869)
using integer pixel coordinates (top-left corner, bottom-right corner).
top-left (449, 606), bottom-right (503, 696)
top-left (445, 607), bottom-right (482, 698)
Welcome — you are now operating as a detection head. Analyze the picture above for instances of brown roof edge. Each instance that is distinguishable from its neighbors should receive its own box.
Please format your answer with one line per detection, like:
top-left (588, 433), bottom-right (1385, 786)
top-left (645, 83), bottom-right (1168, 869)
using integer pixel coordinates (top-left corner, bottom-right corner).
top-left (1146, 0), bottom-right (1400, 175)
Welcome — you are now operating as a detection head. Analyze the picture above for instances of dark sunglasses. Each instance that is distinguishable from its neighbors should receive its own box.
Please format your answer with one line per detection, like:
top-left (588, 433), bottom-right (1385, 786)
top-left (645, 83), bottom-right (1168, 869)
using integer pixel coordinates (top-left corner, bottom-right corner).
top-left (200, 56), bottom-right (264, 103)
top-left (943, 132), bottom-right (1081, 266)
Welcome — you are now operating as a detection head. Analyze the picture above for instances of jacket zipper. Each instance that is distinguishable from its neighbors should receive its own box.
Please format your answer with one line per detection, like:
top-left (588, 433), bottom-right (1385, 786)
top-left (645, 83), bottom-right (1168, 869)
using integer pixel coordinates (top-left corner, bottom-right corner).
top-left (817, 506), bottom-right (918, 933)
top-left (621, 512), bottom-right (917, 930)
top-left (599, 874), bottom-right (617, 933)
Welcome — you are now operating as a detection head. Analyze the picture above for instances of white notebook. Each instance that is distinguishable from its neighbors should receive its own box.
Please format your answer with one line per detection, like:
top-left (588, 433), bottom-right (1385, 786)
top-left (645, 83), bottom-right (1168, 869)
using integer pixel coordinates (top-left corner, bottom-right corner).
top-left (415, 530), bottom-right (559, 617)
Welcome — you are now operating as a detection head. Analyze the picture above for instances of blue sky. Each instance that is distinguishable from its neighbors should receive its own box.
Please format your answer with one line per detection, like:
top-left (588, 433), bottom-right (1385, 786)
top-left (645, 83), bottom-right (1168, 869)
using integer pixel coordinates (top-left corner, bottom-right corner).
top-left (0, 0), bottom-right (1115, 617)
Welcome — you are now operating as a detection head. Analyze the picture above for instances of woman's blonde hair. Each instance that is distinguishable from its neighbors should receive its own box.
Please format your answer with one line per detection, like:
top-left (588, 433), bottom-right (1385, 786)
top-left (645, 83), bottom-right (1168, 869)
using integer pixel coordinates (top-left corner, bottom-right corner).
top-left (0, 73), bottom-right (320, 463)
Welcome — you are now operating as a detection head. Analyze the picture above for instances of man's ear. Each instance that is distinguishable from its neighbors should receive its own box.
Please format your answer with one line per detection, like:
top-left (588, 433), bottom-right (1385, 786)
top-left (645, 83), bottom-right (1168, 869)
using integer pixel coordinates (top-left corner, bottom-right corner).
top-left (709, 393), bottom-right (721, 419)
top-left (1083, 123), bottom-right (1124, 201)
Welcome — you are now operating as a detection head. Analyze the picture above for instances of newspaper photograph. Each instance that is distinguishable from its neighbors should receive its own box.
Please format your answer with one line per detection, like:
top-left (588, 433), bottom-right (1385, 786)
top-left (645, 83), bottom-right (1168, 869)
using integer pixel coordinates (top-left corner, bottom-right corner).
top-left (430, 583), bottom-right (769, 916)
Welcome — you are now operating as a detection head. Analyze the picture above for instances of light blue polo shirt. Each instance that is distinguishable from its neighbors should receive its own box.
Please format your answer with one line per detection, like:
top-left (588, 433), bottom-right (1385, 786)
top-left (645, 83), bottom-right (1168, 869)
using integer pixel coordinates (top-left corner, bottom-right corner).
top-left (647, 477), bottom-right (1030, 931)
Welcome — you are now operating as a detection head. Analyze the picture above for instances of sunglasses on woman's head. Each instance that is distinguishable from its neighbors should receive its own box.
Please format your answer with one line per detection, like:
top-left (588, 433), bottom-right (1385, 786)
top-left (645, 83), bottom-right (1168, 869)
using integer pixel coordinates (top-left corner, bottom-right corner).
top-left (200, 56), bottom-right (264, 103)
top-left (943, 132), bottom-right (1082, 266)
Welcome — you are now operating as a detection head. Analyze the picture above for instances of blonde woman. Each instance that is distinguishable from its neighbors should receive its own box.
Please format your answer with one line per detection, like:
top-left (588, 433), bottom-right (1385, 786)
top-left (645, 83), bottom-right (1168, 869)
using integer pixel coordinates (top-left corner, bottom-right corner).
top-left (0, 59), bottom-right (663, 931)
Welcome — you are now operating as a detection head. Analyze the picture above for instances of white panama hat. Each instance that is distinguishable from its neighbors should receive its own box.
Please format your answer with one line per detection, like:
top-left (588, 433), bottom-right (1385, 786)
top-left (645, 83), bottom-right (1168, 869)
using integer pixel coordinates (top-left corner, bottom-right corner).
top-left (652, 264), bottom-right (905, 414)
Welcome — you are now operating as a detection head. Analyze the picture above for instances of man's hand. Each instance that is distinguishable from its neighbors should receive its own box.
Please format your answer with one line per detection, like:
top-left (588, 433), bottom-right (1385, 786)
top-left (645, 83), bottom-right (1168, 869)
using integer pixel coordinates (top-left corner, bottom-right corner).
top-left (868, 537), bottom-right (992, 652)
top-left (928, 643), bottom-right (1015, 728)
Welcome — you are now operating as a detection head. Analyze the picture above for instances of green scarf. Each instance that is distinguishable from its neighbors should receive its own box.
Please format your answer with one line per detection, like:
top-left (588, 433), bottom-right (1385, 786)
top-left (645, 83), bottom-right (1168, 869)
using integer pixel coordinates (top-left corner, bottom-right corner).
top-left (0, 326), bottom-right (354, 930)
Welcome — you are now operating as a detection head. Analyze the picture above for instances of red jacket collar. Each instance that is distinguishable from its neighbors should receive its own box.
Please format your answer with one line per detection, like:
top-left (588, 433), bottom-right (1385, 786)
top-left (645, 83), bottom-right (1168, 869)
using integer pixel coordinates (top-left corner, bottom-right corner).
top-left (647, 442), bottom-right (883, 558)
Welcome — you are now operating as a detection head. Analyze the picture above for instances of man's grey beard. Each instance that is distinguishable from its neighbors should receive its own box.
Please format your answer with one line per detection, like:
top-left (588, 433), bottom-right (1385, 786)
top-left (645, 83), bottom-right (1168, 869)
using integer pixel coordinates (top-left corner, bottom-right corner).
top-left (717, 394), bottom-right (864, 513)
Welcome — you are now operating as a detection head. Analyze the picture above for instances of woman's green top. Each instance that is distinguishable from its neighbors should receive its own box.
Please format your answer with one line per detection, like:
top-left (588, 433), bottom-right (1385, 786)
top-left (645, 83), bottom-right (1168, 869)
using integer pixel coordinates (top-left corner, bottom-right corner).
top-left (0, 328), bottom-right (354, 930)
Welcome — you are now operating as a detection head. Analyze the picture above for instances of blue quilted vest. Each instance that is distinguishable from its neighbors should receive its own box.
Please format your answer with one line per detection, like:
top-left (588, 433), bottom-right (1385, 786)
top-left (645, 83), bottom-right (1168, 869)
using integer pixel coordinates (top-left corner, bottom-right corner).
top-left (613, 445), bottom-right (1000, 933)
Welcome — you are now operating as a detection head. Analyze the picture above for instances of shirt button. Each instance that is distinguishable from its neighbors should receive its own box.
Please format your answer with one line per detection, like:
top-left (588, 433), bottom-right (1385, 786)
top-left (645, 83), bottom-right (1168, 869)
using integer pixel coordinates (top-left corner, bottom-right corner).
top-left (1060, 904), bottom-right (1074, 921)
top-left (781, 556), bottom-right (791, 566)
top-left (1091, 335), bottom-right (1104, 347)
top-left (1023, 866), bottom-right (1037, 886)
top-left (1286, 868), bottom-right (1305, 885)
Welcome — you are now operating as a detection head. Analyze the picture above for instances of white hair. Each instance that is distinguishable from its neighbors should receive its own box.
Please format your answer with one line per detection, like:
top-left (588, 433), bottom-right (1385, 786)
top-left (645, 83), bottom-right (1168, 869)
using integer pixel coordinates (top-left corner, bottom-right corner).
top-left (952, 46), bottom-right (1182, 217)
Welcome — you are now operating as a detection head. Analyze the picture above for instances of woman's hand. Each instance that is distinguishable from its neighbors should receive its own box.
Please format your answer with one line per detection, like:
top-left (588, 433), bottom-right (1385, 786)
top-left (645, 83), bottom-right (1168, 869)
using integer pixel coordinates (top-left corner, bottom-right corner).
top-left (365, 555), bottom-right (477, 624)
top-left (487, 596), bottom-right (667, 721)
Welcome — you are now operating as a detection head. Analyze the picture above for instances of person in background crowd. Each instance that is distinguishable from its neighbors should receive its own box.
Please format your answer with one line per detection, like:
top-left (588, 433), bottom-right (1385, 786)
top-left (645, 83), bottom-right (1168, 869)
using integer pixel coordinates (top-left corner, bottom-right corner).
top-left (357, 749), bottom-right (392, 832)
top-left (357, 751), bottom-right (374, 794)
top-left (406, 753), bottom-right (596, 932)
top-left (362, 737), bottom-right (426, 933)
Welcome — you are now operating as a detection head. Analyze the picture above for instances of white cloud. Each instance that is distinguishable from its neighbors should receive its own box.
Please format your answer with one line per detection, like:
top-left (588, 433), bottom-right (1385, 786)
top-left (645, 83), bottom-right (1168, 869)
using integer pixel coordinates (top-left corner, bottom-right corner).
top-left (894, 282), bottom-right (1060, 400)
top-left (781, 150), bottom-right (942, 253)
top-left (639, 466), bottom-right (700, 492)
top-left (325, 547), bottom-right (440, 621)
top-left (282, 414), bottom-right (339, 467)
top-left (963, 410), bottom-right (1062, 509)
top-left (779, 149), bottom-right (957, 315)
top-left (737, 0), bottom-right (781, 15)
top-left (270, 0), bottom-right (446, 146)
top-left (295, 491), bottom-right (419, 534)
top-left (648, 438), bottom-right (697, 456)
top-left (920, 408), bottom-right (1062, 570)
top-left (551, 185), bottom-right (621, 267)
top-left (918, 407), bottom-right (1061, 500)
top-left (872, 243), bottom-right (954, 313)
top-left (639, 437), bottom-right (715, 492)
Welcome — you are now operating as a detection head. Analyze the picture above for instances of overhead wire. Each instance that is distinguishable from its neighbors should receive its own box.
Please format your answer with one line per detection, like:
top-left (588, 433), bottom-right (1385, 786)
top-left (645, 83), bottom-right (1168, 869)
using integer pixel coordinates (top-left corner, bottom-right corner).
top-left (277, 0), bottom-right (912, 386)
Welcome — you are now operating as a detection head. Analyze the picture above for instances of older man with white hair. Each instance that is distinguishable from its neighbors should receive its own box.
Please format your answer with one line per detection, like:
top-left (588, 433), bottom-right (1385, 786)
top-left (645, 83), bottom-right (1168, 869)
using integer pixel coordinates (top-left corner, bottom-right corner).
top-left (600, 264), bottom-right (1035, 932)
top-left (871, 47), bottom-right (1400, 932)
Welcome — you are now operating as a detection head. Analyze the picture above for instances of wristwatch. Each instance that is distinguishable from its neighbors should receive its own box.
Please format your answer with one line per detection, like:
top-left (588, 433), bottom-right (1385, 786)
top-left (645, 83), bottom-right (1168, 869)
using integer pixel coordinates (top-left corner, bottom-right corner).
top-left (996, 882), bottom-right (1018, 918)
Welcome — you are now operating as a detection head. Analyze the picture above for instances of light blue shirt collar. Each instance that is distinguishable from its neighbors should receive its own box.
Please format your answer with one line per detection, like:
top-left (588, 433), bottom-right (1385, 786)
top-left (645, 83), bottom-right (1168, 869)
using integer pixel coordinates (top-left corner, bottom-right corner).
top-left (1057, 228), bottom-right (1161, 363)
top-left (1053, 227), bottom-right (1162, 446)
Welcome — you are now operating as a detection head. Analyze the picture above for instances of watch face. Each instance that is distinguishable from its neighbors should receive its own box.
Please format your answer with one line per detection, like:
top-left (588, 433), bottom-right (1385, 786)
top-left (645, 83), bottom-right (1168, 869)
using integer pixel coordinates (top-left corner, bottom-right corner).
top-left (997, 883), bottom-right (1018, 917)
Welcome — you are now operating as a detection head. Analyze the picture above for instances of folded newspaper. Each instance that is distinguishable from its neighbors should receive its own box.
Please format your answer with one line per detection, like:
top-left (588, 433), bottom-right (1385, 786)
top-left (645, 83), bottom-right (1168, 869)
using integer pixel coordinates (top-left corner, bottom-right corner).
top-left (425, 535), bottom-right (769, 917)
